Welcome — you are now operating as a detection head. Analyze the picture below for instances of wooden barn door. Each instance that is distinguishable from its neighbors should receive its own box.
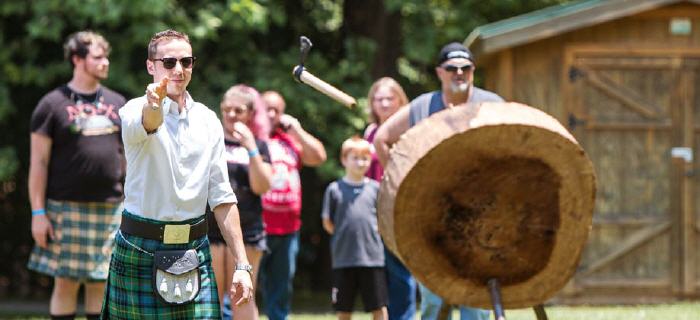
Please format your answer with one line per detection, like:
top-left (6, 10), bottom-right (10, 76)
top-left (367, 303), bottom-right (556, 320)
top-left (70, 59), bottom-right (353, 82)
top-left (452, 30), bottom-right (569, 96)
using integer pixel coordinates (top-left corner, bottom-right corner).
top-left (561, 47), bottom-right (700, 303)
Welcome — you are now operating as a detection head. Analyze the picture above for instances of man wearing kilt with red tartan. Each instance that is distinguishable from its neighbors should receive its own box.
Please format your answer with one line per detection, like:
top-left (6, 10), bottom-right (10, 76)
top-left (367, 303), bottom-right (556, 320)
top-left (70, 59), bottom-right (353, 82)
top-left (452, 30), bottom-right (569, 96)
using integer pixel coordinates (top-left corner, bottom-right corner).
top-left (100, 30), bottom-right (254, 319)
top-left (28, 31), bottom-right (126, 320)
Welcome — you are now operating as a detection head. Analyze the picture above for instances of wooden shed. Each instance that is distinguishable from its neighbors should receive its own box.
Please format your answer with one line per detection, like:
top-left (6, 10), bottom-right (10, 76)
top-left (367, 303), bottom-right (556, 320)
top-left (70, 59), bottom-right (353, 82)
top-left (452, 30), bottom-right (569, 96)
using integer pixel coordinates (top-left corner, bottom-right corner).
top-left (466, 0), bottom-right (700, 304)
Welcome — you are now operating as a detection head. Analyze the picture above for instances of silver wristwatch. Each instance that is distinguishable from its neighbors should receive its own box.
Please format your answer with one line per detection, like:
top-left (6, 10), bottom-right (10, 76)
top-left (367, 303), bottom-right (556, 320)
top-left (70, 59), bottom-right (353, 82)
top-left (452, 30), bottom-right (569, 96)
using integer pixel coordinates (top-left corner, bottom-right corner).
top-left (235, 263), bottom-right (253, 276)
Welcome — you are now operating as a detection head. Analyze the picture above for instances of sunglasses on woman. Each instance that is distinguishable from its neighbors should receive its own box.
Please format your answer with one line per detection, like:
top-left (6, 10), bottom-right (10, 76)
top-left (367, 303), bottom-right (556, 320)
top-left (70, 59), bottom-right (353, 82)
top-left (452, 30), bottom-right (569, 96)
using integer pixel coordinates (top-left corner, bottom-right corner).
top-left (152, 56), bottom-right (197, 69)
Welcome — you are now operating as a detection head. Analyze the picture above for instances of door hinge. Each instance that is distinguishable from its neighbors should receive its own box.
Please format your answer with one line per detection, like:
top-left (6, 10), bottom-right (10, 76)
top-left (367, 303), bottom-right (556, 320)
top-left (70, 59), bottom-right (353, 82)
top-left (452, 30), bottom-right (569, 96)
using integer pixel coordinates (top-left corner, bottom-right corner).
top-left (568, 113), bottom-right (586, 130)
top-left (569, 66), bottom-right (585, 83)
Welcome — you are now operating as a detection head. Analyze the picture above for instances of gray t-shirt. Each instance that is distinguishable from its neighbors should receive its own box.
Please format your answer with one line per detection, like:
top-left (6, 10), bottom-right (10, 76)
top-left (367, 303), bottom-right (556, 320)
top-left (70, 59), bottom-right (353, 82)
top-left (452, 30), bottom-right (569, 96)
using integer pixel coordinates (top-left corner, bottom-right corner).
top-left (409, 87), bottom-right (504, 127)
top-left (321, 178), bottom-right (384, 269)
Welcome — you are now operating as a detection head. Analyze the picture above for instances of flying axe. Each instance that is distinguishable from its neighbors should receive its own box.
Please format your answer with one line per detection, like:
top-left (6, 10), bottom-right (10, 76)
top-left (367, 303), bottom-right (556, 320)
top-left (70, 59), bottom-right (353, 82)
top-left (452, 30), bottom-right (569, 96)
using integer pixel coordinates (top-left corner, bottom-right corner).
top-left (292, 36), bottom-right (356, 108)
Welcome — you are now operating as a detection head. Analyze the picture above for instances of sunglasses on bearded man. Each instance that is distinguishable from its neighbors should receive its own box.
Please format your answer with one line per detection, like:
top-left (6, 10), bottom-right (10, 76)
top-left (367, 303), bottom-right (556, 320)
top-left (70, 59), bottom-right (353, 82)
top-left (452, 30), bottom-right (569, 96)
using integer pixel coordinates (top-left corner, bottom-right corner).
top-left (151, 56), bottom-right (197, 69)
top-left (442, 64), bottom-right (473, 73)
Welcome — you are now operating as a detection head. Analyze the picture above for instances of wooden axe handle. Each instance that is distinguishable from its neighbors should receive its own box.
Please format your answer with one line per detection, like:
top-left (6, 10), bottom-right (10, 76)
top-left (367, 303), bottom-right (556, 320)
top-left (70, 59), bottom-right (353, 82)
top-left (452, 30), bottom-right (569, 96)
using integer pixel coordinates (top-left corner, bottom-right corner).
top-left (293, 66), bottom-right (356, 108)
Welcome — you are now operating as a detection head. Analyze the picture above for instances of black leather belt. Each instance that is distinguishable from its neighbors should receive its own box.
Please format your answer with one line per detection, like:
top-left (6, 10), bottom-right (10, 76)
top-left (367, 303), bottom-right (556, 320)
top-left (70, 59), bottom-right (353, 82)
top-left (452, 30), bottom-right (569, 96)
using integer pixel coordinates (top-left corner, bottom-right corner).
top-left (120, 214), bottom-right (208, 244)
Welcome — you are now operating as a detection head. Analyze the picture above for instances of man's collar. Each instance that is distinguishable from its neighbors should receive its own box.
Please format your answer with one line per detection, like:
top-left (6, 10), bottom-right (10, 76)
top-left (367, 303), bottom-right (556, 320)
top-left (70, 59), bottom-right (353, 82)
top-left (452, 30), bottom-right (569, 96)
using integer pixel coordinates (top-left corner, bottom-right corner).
top-left (163, 92), bottom-right (194, 116)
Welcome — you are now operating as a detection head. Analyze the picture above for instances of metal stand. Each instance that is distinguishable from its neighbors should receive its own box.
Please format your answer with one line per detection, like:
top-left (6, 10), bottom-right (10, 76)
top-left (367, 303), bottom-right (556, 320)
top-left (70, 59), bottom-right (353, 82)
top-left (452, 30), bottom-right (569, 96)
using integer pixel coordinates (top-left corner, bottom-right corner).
top-left (436, 278), bottom-right (549, 320)
top-left (488, 279), bottom-right (506, 320)
top-left (533, 304), bottom-right (549, 320)
top-left (436, 303), bottom-right (453, 320)
top-left (488, 279), bottom-right (549, 320)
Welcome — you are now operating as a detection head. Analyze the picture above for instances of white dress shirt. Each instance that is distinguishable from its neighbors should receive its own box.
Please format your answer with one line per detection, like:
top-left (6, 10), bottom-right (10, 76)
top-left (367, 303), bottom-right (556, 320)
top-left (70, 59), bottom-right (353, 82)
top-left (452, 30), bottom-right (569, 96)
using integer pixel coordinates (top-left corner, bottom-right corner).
top-left (119, 93), bottom-right (237, 221)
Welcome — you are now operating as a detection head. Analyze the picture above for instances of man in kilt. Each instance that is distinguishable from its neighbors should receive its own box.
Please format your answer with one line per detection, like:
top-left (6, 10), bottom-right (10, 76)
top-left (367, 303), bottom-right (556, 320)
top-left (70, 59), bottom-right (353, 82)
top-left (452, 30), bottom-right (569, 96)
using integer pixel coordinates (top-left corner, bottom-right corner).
top-left (28, 30), bottom-right (126, 320)
top-left (100, 29), bottom-right (253, 319)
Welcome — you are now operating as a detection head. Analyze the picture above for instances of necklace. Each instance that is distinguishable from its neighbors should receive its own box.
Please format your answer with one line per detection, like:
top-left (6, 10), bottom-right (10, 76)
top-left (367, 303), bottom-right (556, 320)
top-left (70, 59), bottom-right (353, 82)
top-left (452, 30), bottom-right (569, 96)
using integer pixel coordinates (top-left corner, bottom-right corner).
top-left (68, 85), bottom-right (103, 107)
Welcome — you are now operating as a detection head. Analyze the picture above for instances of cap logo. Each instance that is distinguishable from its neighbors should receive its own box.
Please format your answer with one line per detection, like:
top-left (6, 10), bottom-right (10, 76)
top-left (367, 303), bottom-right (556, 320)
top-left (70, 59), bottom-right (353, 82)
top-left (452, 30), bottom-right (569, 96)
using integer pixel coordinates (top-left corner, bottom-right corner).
top-left (446, 51), bottom-right (471, 60)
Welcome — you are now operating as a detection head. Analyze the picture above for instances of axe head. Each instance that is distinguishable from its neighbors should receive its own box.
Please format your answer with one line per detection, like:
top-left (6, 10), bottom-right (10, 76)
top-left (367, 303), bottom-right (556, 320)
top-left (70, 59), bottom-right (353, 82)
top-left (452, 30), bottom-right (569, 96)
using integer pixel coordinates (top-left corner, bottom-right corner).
top-left (299, 36), bottom-right (312, 66)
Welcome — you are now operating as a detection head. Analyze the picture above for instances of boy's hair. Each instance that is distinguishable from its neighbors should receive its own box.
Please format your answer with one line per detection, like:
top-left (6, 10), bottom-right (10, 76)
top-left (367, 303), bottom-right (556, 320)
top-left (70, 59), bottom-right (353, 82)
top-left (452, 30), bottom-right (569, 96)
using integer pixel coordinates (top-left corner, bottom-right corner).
top-left (64, 31), bottom-right (110, 67)
top-left (340, 136), bottom-right (371, 159)
top-left (148, 29), bottom-right (190, 60)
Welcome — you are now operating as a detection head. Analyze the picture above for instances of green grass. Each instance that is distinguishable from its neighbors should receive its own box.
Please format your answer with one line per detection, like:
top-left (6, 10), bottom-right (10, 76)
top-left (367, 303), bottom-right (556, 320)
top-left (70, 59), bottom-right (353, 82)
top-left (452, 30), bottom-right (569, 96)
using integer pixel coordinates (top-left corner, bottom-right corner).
top-left (3, 303), bottom-right (699, 319)
top-left (284, 303), bottom-right (699, 319)
top-left (497, 303), bottom-right (699, 320)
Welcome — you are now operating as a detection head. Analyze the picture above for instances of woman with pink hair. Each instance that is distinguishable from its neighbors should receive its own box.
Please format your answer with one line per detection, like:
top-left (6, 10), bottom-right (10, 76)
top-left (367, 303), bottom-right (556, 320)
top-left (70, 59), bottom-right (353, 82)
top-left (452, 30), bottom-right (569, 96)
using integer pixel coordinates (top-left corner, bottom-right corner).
top-left (208, 84), bottom-right (273, 319)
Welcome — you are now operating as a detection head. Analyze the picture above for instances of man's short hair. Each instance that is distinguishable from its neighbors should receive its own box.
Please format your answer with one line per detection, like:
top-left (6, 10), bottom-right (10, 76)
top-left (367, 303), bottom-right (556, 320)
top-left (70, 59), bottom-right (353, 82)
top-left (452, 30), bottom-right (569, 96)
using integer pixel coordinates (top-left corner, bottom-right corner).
top-left (148, 29), bottom-right (190, 60)
top-left (64, 31), bottom-right (110, 67)
top-left (437, 42), bottom-right (473, 65)
top-left (340, 136), bottom-right (371, 159)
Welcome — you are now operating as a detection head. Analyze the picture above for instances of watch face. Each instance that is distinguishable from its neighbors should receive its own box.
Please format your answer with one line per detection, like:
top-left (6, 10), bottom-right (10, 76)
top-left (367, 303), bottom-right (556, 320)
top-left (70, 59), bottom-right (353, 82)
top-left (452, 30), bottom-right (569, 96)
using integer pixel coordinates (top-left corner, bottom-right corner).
top-left (236, 264), bottom-right (252, 272)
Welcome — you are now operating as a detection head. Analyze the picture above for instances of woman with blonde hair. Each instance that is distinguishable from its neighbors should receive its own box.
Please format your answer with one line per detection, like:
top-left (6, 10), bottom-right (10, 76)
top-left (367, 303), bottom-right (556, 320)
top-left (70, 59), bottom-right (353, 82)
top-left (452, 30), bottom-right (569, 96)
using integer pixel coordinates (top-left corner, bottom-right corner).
top-left (364, 77), bottom-right (409, 179)
top-left (208, 84), bottom-right (273, 319)
top-left (363, 77), bottom-right (416, 320)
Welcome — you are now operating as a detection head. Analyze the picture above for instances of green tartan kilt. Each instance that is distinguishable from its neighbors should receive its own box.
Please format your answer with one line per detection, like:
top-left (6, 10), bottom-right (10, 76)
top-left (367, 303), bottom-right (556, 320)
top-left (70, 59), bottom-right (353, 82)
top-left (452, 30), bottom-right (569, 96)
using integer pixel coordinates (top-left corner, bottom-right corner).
top-left (101, 212), bottom-right (221, 319)
top-left (27, 200), bottom-right (122, 280)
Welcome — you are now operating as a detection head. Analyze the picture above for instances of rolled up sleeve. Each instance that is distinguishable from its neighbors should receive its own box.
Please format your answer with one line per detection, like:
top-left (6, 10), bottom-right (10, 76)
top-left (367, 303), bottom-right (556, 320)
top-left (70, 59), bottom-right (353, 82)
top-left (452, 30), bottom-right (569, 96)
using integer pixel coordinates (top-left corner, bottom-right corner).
top-left (208, 119), bottom-right (237, 210)
top-left (119, 97), bottom-right (149, 145)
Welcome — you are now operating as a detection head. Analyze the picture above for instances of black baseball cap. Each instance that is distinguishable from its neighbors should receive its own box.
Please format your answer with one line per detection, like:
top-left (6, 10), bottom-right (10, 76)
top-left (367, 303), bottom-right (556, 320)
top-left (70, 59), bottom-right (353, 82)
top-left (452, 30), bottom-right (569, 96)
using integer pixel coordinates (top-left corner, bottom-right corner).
top-left (437, 42), bottom-right (474, 65)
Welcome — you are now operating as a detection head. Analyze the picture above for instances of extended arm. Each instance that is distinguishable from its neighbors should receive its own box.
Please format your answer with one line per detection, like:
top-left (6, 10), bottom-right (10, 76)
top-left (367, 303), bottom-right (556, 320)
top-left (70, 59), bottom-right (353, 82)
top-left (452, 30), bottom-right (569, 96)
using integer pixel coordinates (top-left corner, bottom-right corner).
top-left (213, 202), bottom-right (253, 305)
top-left (373, 106), bottom-right (410, 167)
top-left (142, 79), bottom-right (168, 133)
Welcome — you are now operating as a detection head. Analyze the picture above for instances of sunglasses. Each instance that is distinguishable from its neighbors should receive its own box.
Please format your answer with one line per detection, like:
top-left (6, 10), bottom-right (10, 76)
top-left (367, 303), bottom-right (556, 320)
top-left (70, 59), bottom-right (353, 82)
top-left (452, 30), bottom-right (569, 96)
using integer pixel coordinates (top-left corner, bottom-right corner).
top-left (152, 56), bottom-right (196, 69)
top-left (442, 64), bottom-right (473, 73)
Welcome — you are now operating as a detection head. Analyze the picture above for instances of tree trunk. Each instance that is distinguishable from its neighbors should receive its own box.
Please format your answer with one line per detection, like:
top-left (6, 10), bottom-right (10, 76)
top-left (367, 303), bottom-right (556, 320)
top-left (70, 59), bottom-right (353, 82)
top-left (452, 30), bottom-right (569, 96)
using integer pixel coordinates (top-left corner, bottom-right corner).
top-left (343, 0), bottom-right (402, 79)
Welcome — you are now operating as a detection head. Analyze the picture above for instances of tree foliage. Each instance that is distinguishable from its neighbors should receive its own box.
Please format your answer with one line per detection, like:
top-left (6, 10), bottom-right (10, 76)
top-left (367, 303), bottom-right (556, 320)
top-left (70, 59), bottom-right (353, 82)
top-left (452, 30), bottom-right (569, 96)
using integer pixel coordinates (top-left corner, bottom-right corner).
top-left (0, 0), bottom-right (570, 299)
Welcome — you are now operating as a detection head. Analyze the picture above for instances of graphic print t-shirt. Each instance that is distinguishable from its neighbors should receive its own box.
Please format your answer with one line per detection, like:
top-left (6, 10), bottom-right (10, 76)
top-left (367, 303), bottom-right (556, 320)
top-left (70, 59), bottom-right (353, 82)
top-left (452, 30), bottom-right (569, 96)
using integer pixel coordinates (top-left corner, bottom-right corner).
top-left (262, 130), bottom-right (303, 235)
top-left (30, 85), bottom-right (126, 202)
top-left (223, 139), bottom-right (271, 232)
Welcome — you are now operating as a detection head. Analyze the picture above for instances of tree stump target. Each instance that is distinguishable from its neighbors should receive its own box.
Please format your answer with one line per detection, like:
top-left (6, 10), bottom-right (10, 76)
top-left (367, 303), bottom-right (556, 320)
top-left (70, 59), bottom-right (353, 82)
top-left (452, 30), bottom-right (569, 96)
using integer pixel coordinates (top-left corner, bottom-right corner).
top-left (378, 102), bottom-right (596, 308)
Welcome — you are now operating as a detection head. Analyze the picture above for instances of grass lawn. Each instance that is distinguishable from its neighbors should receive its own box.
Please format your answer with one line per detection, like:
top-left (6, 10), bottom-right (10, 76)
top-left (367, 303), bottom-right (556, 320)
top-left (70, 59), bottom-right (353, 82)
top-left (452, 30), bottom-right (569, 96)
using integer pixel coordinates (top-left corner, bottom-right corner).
top-left (286, 303), bottom-right (698, 320)
top-left (3, 303), bottom-right (699, 319)
top-left (503, 303), bottom-right (700, 320)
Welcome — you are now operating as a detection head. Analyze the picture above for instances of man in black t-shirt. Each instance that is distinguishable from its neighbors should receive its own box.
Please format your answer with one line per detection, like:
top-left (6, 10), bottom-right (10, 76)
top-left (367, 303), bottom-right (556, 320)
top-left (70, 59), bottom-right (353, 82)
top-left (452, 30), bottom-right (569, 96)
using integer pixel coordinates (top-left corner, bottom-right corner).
top-left (27, 31), bottom-right (126, 320)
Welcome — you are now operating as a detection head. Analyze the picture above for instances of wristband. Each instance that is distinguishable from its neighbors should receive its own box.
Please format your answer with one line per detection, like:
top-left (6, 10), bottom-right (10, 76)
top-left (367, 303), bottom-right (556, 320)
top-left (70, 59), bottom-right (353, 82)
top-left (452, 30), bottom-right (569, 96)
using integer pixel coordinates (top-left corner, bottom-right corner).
top-left (32, 208), bottom-right (46, 216)
top-left (247, 148), bottom-right (260, 158)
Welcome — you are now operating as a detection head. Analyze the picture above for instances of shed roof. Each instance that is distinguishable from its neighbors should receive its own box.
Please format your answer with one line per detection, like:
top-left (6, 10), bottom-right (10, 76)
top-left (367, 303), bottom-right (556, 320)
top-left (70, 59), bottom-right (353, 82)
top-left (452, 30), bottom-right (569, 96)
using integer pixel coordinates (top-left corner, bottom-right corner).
top-left (466, 0), bottom-right (700, 56)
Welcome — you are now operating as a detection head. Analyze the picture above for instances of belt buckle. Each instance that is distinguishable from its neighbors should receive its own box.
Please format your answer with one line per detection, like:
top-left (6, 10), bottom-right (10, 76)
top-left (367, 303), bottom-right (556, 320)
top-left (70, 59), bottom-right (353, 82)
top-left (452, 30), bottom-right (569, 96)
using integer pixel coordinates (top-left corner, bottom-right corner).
top-left (163, 224), bottom-right (190, 244)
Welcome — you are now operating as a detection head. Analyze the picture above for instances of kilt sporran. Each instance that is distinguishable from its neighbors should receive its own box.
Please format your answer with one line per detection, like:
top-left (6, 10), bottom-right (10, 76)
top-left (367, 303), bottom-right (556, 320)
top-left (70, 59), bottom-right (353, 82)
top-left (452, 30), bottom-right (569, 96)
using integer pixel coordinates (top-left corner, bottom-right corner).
top-left (153, 249), bottom-right (201, 305)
